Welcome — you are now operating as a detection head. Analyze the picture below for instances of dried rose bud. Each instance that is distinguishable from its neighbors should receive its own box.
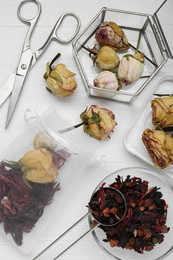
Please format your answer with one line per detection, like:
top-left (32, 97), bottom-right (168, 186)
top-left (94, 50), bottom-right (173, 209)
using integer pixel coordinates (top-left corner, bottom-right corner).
top-left (80, 105), bottom-right (117, 140)
top-left (95, 21), bottom-right (130, 51)
top-left (118, 53), bottom-right (144, 85)
top-left (151, 96), bottom-right (173, 128)
top-left (142, 128), bottom-right (173, 169)
top-left (19, 148), bottom-right (58, 183)
top-left (94, 71), bottom-right (119, 97)
top-left (43, 54), bottom-right (77, 98)
top-left (95, 46), bottom-right (120, 70)
top-left (33, 132), bottom-right (57, 150)
top-left (82, 45), bottom-right (119, 71)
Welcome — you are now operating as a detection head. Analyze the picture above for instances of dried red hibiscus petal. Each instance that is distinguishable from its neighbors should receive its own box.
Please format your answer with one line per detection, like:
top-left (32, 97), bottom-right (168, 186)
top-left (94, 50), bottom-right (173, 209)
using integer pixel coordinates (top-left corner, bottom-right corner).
top-left (99, 175), bottom-right (170, 254)
top-left (0, 163), bottom-right (60, 246)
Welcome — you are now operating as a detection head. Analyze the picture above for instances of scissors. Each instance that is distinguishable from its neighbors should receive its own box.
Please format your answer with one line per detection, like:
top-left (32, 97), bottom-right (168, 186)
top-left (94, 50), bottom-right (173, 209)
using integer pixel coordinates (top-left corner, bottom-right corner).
top-left (0, 0), bottom-right (81, 128)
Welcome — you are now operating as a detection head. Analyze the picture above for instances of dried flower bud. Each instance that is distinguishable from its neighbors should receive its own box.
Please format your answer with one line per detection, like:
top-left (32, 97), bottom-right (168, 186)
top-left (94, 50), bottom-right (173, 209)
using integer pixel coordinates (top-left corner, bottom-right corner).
top-left (43, 54), bottom-right (77, 97)
top-left (94, 71), bottom-right (119, 98)
top-left (33, 132), bottom-right (57, 150)
top-left (95, 21), bottom-right (130, 51)
top-left (95, 46), bottom-right (120, 70)
top-left (19, 148), bottom-right (58, 183)
top-left (151, 96), bottom-right (173, 128)
top-left (80, 105), bottom-right (117, 140)
top-left (142, 128), bottom-right (173, 169)
top-left (117, 53), bottom-right (144, 85)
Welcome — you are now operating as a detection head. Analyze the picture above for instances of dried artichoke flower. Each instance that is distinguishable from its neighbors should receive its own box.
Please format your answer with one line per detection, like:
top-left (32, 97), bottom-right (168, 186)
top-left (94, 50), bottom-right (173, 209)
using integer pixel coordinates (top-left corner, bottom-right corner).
top-left (43, 53), bottom-right (77, 98)
top-left (33, 132), bottom-right (57, 150)
top-left (117, 53), bottom-right (144, 85)
top-left (80, 105), bottom-right (117, 140)
top-left (94, 71), bottom-right (119, 91)
top-left (95, 21), bottom-right (130, 51)
top-left (19, 148), bottom-right (58, 183)
top-left (151, 96), bottom-right (173, 128)
top-left (142, 128), bottom-right (173, 169)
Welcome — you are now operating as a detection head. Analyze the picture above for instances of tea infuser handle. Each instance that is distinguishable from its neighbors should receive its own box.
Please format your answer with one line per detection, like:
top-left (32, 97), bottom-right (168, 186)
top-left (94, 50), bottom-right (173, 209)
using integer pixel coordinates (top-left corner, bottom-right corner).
top-left (53, 223), bottom-right (99, 260)
top-left (33, 212), bottom-right (90, 260)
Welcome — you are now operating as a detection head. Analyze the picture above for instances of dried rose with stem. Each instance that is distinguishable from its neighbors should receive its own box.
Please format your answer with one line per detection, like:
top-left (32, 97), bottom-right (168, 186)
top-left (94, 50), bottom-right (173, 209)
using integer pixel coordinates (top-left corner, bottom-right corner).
top-left (82, 44), bottom-right (120, 71)
top-left (118, 31), bottom-right (145, 85)
top-left (43, 53), bottom-right (77, 97)
top-left (59, 105), bottom-right (117, 140)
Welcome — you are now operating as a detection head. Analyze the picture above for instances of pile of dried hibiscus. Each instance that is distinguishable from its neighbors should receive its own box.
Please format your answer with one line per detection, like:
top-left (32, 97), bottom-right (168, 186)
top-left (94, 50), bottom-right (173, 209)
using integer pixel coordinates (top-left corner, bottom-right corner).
top-left (92, 175), bottom-right (170, 254)
top-left (0, 133), bottom-right (66, 246)
top-left (0, 162), bottom-right (60, 246)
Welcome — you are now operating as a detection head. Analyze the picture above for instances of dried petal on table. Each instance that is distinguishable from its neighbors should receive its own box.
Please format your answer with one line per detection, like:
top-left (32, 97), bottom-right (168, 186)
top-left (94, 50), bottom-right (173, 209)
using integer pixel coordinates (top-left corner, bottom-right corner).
top-left (151, 96), bottom-right (173, 128)
top-left (142, 128), bottom-right (173, 169)
top-left (95, 21), bottom-right (130, 51)
top-left (80, 105), bottom-right (117, 140)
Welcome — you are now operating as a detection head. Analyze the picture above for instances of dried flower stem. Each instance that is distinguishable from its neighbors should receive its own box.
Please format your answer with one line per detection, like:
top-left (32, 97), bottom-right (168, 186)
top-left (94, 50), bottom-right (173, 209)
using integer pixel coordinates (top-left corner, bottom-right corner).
top-left (130, 43), bottom-right (157, 67)
top-left (154, 93), bottom-right (173, 97)
top-left (59, 122), bottom-right (84, 134)
top-left (81, 44), bottom-right (98, 56)
top-left (74, 122), bottom-right (84, 128)
top-left (135, 31), bottom-right (142, 54)
top-left (50, 53), bottom-right (61, 68)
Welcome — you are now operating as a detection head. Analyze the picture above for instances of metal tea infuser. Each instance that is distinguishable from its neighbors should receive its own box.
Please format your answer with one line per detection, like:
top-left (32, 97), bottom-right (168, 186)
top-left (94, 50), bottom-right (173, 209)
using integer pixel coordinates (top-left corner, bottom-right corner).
top-left (33, 186), bottom-right (127, 260)
top-left (0, 0), bottom-right (80, 128)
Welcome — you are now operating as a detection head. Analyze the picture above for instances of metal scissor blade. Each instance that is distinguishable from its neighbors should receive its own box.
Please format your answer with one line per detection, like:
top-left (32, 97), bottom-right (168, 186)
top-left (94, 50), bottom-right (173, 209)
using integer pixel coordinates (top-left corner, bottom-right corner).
top-left (5, 50), bottom-right (33, 128)
top-left (0, 72), bottom-right (16, 106)
top-left (0, 55), bottom-right (37, 107)
top-left (5, 74), bottom-right (27, 128)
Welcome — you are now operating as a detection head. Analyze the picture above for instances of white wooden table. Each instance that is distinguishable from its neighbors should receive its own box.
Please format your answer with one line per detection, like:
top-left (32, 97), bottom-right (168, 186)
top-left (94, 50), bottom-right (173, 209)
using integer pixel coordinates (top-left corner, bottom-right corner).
top-left (0, 0), bottom-right (173, 259)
